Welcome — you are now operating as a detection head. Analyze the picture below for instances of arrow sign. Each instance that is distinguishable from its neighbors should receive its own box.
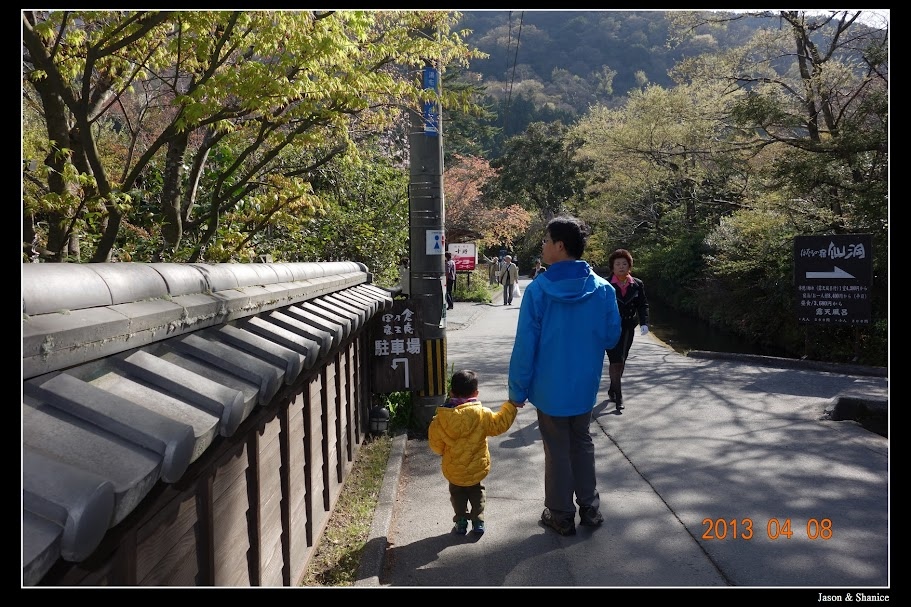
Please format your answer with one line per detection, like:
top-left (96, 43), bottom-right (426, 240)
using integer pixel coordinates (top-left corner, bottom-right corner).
top-left (805, 266), bottom-right (856, 279)
top-left (391, 358), bottom-right (410, 389)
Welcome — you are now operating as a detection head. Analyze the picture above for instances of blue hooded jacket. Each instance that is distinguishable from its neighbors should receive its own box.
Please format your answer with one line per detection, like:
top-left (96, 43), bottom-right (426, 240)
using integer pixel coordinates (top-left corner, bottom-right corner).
top-left (508, 259), bottom-right (621, 416)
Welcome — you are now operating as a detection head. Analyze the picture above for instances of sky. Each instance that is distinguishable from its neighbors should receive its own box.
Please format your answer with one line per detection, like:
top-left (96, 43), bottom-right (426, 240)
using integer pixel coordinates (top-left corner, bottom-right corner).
top-left (733, 9), bottom-right (889, 26)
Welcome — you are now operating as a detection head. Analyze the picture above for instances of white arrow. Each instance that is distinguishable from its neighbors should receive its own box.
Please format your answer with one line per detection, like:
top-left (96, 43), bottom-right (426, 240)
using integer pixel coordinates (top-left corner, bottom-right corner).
top-left (806, 265), bottom-right (856, 279)
top-left (391, 358), bottom-right (410, 389)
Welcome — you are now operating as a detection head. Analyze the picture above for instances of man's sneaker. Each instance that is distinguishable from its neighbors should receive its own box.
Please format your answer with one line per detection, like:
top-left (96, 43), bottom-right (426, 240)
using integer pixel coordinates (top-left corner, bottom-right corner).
top-left (579, 506), bottom-right (604, 527)
top-left (472, 520), bottom-right (485, 535)
top-left (540, 508), bottom-right (576, 536)
top-left (453, 518), bottom-right (468, 535)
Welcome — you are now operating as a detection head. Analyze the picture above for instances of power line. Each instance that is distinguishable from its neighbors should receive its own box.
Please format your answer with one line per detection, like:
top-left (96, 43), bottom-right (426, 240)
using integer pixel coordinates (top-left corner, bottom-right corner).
top-left (502, 11), bottom-right (523, 138)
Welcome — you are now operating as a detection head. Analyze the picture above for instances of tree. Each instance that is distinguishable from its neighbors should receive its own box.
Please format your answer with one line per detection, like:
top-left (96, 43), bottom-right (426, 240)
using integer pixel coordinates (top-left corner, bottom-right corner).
top-left (571, 81), bottom-right (753, 259)
top-left (443, 153), bottom-right (495, 243)
top-left (667, 10), bottom-right (888, 238)
top-left (565, 10), bottom-right (887, 363)
top-left (22, 10), bottom-right (484, 263)
top-left (287, 141), bottom-right (410, 287)
top-left (439, 68), bottom-right (502, 160)
top-left (674, 10), bottom-right (888, 325)
top-left (443, 153), bottom-right (530, 251)
top-left (486, 121), bottom-right (587, 221)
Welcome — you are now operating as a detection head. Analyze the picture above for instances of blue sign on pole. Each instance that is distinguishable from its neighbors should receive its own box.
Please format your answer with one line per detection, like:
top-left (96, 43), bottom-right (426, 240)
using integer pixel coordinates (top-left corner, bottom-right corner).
top-left (422, 66), bottom-right (439, 136)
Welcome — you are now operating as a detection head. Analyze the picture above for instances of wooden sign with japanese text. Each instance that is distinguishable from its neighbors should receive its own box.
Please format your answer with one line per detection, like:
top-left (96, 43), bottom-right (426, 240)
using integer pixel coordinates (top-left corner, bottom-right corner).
top-left (370, 299), bottom-right (425, 393)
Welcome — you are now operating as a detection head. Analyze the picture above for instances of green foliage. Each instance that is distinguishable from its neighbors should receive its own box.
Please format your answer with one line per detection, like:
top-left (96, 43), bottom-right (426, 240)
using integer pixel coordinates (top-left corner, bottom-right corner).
top-left (22, 10), bottom-right (887, 367)
top-left (568, 12), bottom-right (887, 367)
top-left (511, 221), bottom-right (550, 273)
top-left (376, 391), bottom-right (413, 434)
top-left (632, 231), bottom-right (709, 313)
top-left (441, 68), bottom-right (503, 160)
top-left (572, 80), bottom-right (754, 260)
top-left (22, 10), bottom-right (484, 263)
top-left (446, 363), bottom-right (455, 395)
top-left (266, 143), bottom-right (410, 276)
top-left (486, 121), bottom-right (587, 220)
top-left (457, 11), bottom-right (690, 118)
top-left (700, 209), bottom-right (801, 346)
top-left (453, 268), bottom-right (496, 303)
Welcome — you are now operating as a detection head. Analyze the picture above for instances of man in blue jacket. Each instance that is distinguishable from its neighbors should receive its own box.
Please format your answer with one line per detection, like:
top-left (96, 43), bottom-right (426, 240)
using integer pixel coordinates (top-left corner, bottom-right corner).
top-left (507, 214), bottom-right (621, 536)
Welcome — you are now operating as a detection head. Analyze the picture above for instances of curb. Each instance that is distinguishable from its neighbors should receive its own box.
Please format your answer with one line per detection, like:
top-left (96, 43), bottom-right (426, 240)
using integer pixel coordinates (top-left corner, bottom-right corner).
top-left (686, 350), bottom-right (888, 378)
top-left (354, 431), bottom-right (407, 587)
top-left (445, 305), bottom-right (487, 332)
top-left (823, 395), bottom-right (889, 437)
top-left (687, 350), bottom-right (888, 437)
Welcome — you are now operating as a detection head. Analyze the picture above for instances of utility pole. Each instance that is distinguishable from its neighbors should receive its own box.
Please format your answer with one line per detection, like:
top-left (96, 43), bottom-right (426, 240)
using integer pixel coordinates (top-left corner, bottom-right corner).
top-left (408, 59), bottom-right (448, 431)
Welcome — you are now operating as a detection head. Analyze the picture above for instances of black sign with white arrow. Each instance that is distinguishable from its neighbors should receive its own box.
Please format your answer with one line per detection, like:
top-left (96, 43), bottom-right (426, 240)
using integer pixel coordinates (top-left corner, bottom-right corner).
top-left (793, 234), bottom-right (873, 325)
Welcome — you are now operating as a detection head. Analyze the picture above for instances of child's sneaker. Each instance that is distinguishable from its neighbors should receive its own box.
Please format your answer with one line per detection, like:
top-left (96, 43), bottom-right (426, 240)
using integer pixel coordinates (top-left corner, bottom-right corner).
top-left (472, 519), bottom-right (485, 535)
top-left (453, 518), bottom-right (468, 535)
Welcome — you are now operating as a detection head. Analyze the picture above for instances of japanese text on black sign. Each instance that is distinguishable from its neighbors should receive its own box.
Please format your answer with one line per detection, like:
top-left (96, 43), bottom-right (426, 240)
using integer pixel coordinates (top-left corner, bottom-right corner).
top-left (793, 234), bottom-right (872, 326)
top-left (374, 307), bottom-right (421, 357)
top-left (370, 299), bottom-right (425, 393)
top-left (798, 241), bottom-right (867, 261)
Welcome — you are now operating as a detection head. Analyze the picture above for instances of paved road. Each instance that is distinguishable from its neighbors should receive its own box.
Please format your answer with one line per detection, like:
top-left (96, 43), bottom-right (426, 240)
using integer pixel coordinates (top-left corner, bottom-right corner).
top-left (357, 278), bottom-right (889, 595)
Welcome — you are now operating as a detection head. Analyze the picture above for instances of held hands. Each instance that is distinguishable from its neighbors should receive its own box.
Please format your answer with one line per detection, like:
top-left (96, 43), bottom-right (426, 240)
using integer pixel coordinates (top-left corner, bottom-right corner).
top-left (507, 399), bottom-right (526, 409)
top-left (640, 325), bottom-right (649, 336)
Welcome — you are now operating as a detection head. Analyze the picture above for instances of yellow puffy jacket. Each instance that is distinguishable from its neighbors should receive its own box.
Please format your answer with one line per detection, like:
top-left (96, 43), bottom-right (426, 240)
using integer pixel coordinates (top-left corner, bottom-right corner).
top-left (428, 400), bottom-right (517, 487)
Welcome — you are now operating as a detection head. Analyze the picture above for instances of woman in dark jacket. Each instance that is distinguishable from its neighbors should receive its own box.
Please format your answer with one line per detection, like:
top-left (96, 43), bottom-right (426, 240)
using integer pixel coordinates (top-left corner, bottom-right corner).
top-left (605, 249), bottom-right (649, 411)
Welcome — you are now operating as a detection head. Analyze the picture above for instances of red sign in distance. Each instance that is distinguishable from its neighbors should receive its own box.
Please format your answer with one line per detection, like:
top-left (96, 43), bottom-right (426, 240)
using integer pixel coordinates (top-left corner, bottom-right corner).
top-left (448, 243), bottom-right (476, 271)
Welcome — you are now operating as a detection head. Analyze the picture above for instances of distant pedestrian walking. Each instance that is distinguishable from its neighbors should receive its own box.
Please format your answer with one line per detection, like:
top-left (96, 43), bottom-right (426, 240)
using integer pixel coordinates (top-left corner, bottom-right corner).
top-left (445, 251), bottom-right (456, 310)
top-left (604, 248), bottom-right (649, 412)
top-left (507, 215), bottom-right (621, 536)
top-left (486, 256), bottom-right (499, 285)
top-left (428, 369), bottom-right (518, 536)
top-left (497, 255), bottom-right (518, 305)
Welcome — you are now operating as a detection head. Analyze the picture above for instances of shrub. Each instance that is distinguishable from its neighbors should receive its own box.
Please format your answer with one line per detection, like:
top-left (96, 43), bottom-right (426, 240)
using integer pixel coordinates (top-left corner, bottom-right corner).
top-left (376, 391), bottom-right (413, 433)
top-left (453, 267), bottom-right (496, 303)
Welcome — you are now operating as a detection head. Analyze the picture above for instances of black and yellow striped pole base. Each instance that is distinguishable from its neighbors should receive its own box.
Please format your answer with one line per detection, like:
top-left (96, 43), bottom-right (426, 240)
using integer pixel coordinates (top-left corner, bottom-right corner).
top-left (413, 337), bottom-right (448, 430)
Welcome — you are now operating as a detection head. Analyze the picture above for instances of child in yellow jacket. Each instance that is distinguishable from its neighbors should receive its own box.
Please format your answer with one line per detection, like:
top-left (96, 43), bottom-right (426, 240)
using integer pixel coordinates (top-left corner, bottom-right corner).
top-left (428, 369), bottom-right (518, 535)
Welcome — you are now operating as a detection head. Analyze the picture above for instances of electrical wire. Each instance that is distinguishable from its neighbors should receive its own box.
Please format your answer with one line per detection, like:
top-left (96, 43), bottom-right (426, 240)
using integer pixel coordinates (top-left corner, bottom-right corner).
top-left (502, 11), bottom-right (524, 137)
